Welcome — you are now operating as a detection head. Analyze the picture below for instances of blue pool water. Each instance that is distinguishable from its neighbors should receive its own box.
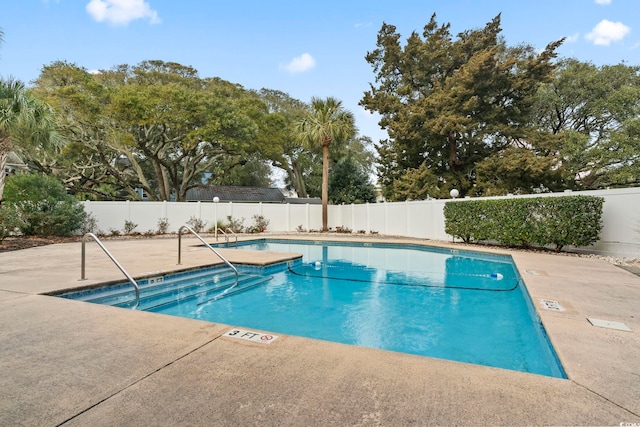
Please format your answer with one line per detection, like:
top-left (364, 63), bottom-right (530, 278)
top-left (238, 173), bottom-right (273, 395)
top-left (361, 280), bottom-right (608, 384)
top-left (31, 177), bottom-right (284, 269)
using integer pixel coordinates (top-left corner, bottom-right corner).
top-left (60, 239), bottom-right (566, 378)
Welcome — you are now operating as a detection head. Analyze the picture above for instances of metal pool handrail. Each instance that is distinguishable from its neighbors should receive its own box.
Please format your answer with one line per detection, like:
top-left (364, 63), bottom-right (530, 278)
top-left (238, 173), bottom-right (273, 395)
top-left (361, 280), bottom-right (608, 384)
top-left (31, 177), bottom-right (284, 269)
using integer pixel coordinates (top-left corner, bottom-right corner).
top-left (80, 232), bottom-right (140, 309)
top-left (224, 228), bottom-right (238, 247)
top-left (216, 228), bottom-right (229, 244)
top-left (177, 225), bottom-right (239, 289)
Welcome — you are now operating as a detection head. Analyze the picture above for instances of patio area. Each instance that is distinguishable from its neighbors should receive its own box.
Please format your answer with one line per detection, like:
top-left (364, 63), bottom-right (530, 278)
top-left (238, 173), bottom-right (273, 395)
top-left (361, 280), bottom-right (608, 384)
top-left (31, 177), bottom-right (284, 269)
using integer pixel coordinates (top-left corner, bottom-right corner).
top-left (0, 235), bottom-right (638, 426)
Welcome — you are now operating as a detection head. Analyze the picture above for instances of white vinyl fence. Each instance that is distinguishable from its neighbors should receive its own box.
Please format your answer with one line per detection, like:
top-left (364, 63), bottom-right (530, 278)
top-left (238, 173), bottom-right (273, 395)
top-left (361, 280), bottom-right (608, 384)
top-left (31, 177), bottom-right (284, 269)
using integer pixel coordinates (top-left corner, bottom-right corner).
top-left (84, 187), bottom-right (640, 258)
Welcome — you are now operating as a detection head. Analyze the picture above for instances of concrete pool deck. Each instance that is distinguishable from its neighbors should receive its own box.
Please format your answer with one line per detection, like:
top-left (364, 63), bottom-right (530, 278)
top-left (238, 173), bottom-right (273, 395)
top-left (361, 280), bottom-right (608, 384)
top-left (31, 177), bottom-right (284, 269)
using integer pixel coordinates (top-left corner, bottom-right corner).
top-left (0, 234), bottom-right (638, 426)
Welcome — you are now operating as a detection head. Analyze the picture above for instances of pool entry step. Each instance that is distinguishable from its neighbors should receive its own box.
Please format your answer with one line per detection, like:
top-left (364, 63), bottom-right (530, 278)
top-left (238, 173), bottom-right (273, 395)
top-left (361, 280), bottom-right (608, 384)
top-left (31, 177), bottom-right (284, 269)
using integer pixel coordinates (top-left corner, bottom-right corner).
top-left (64, 269), bottom-right (272, 311)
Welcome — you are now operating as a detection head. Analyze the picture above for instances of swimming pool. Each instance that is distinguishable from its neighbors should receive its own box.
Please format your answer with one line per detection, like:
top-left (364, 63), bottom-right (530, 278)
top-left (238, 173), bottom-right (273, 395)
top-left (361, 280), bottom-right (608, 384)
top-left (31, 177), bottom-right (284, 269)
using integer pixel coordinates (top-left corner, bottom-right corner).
top-left (60, 239), bottom-right (566, 378)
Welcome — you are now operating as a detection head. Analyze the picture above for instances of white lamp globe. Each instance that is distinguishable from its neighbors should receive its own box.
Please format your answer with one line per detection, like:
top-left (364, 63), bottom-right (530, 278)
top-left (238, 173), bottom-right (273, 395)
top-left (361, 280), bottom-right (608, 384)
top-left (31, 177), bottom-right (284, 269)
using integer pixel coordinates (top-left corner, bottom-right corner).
top-left (450, 189), bottom-right (459, 199)
top-left (213, 197), bottom-right (220, 203)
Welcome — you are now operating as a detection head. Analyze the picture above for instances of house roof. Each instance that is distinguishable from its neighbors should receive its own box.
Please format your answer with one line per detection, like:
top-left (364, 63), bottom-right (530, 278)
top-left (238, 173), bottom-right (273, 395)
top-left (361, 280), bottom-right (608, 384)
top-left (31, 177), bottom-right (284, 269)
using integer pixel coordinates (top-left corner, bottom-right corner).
top-left (5, 152), bottom-right (28, 169)
top-left (186, 186), bottom-right (286, 203)
top-left (285, 197), bottom-right (322, 205)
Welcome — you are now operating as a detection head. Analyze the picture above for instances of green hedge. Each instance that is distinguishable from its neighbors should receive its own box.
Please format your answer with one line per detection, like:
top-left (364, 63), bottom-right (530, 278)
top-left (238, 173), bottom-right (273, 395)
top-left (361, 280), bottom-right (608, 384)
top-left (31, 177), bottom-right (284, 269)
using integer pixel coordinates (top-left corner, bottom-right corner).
top-left (444, 195), bottom-right (604, 251)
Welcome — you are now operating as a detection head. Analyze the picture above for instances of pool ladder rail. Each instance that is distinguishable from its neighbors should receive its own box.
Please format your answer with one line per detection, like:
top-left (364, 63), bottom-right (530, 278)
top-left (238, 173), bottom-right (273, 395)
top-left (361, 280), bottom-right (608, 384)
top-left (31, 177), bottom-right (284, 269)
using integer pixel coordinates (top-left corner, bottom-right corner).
top-left (215, 228), bottom-right (238, 247)
top-left (80, 232), bottom-right (140, 309)
top-left (80, 227), bottom-right (239, 310)
top-left (178, 225), bottom-right (239, 291)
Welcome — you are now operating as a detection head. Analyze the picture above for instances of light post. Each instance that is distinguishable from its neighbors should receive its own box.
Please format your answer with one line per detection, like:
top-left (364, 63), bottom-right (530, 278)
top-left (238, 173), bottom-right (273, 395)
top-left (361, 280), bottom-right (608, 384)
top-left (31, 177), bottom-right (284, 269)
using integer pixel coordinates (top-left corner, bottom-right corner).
top-left (213, 196), bottom-right (220, 240)
top-left (450, 189), bottom-right (459, 199)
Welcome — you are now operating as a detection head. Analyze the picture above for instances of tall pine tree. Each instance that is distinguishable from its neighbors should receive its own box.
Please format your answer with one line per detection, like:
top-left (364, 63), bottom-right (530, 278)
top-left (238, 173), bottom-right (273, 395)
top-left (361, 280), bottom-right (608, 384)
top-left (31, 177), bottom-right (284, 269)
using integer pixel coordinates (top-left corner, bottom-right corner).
top-left (361, 14), bottom-right (563, 199)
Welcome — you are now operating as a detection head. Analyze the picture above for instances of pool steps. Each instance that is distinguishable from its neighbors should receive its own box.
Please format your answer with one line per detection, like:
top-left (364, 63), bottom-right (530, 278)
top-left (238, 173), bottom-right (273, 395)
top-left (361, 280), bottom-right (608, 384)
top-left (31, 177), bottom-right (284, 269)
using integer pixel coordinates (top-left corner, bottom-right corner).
top-left (143, 273), bottom-right (272, 311)
top-left (71, 270), bottom-right (271, 311)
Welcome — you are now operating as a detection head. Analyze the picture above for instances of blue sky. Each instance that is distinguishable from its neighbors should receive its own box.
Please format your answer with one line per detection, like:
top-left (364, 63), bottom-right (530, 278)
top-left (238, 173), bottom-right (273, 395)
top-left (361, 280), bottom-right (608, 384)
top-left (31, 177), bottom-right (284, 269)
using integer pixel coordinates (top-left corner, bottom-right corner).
top-left (1, 0), bottom-right (639, 143)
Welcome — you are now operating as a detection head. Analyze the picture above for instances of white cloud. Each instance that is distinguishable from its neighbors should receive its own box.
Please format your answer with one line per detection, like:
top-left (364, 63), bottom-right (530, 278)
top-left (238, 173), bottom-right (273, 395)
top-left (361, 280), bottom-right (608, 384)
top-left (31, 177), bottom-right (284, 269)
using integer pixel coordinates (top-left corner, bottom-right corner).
top-left (355, 22), bottom-right (373, 29)
top-left (585, 19), bottom-right (630, 45)
top-left (594, 0), bottom-right (612, 4)
top-left (565, 33), bottom-right (580, 43)
top-left (86, 0), bottom-right (161, 26)
top-left (280, 53), bottom-right (316, 74)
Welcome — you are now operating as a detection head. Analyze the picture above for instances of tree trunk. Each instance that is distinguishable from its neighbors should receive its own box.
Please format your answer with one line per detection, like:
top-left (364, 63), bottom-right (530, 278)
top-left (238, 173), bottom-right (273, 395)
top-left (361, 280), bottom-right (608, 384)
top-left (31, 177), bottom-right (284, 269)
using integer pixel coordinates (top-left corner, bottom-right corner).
top-left (126, 153), bottom-right (156, 200)
top-left (321, 141), bottom-right (330, 231)
top-left (149, 158), bottom-right (169, 201)
top-left (290, 159), bottom-right (308, 198)
top-left (0, 153), bottom-right (7, 203)
top-left (162, 167), bottom-right (172, 201)
top-left (0, 137), bottom-right (12, 202)
top-left (448, 132), bottom-right (459, 169)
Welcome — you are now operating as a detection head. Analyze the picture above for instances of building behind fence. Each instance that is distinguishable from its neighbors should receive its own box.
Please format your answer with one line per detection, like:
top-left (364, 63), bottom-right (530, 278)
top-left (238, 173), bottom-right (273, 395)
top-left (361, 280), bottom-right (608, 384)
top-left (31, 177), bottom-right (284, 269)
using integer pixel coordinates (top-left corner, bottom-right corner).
top-left (84, 187), bottom-right (640, 258)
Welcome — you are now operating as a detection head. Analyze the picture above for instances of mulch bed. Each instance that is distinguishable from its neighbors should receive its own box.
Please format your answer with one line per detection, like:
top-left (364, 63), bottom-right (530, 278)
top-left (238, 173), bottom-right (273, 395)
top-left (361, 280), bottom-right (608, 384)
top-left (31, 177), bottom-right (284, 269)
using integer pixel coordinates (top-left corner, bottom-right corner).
top-left (0, 236), bottom-right (82, 253)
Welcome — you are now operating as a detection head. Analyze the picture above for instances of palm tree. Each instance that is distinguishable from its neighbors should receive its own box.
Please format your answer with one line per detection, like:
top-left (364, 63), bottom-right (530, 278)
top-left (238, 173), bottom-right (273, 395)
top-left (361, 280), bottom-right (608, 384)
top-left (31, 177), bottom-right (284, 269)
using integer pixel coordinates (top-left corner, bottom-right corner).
top-left (0, 78), bottom-right (61, 202)
top-left (296, 97), bottom-right (356, 231)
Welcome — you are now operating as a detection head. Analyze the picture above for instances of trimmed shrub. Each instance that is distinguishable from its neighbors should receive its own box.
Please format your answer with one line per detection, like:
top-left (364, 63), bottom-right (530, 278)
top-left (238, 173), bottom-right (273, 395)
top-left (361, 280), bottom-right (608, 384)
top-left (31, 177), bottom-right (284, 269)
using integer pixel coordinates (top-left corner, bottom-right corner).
top-left (444, 200), bottom-right (492, 242)
top-left (444, 195), bottom-right (604, 251)
top-left (532, 196), bottom-right (604, 251)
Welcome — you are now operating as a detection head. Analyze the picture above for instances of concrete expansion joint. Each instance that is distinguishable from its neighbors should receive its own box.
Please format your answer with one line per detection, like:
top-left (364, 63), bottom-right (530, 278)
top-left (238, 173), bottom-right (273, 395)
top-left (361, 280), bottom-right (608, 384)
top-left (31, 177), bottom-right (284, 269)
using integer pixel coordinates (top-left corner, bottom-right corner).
top-left (0, 289), bottom-right (31, 296)
top-left (574, 381), bottom-right (640, 420)
top-left (54, 332), bottom-right (225, 426)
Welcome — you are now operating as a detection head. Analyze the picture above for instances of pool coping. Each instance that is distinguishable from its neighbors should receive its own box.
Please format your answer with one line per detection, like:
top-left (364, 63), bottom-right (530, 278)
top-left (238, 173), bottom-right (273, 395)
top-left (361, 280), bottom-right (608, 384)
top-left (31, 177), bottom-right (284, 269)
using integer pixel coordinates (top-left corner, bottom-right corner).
top-left (1, 233), bottom-right (638, 425)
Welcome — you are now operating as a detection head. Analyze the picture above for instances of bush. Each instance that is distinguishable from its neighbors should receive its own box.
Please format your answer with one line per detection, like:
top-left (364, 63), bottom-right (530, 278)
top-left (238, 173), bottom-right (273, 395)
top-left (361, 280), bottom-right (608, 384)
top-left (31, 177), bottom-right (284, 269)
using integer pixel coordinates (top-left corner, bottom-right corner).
top-left (186, 216), bottom-right (207, 233)
top-left (444, 195), bottom-right (604, 251)
top-left (246, 214), bottom-right (269, 233)
top-left (80, 212), bottom-right (98, 235)
top-left (206, 220), bottom-right (226, 234)
top-left (533, 196), bottom-right (604, 251)
top-left (3, 174), bottom-right (87, 237)
top-left (335, 226), bottom-right (352, 233)
top-left (224, 215), bottom-right (245, 233)
top-left (123, 220), bottom-right (138, 234)
top-left (156, 217), bottom-right (170, 234)
top-left (443, 200), bottom-right (490, 243)
top-left (0, 204), bottom-right (26, 242)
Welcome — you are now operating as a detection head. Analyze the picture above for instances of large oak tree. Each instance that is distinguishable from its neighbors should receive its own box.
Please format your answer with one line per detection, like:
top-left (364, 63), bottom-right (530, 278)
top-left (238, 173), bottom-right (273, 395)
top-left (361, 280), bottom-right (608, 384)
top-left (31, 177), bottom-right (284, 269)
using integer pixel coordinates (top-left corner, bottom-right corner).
top-left (531, 59), bottom-right (640, 189)
top-left (31, 61), bottom-right (270, 201)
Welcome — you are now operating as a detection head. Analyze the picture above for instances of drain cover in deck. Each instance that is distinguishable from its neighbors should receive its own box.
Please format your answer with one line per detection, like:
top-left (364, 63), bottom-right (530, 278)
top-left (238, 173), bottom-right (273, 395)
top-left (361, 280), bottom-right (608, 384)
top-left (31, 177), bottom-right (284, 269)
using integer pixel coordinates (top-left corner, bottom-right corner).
top-left (587, 318), bottom-right (632, 332)
top-left (540, 299), bottom-right (564, 311)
